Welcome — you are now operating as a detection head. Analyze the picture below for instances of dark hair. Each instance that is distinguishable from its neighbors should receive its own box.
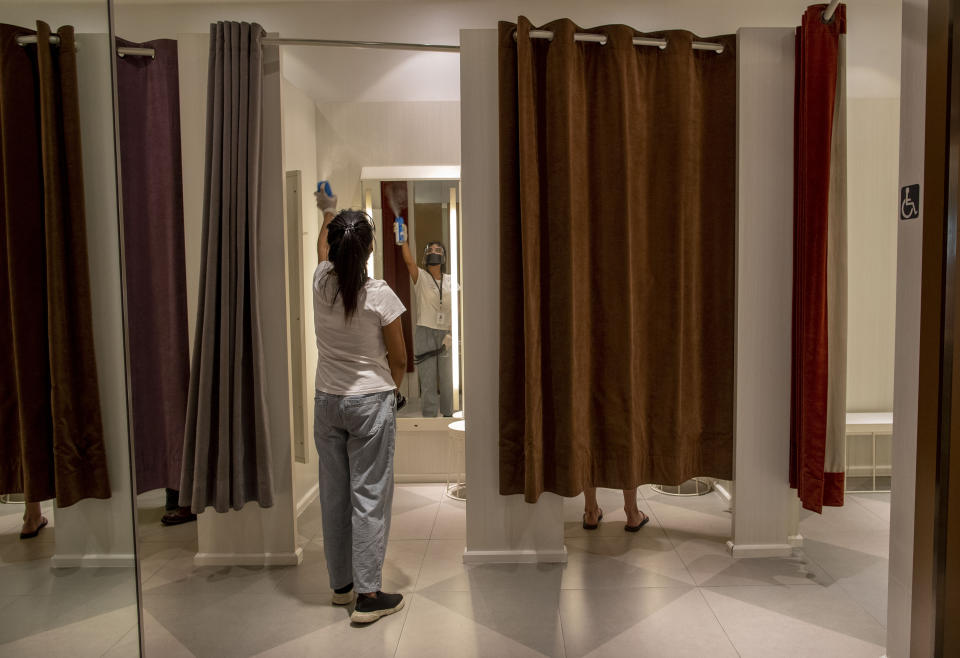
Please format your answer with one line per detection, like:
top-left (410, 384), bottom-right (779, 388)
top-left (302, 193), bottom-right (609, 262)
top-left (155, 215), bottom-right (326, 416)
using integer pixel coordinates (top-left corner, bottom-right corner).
top-left (325, 210), bottom-right (374, 321)
top-left (423, 241), bottom-right (447, 272)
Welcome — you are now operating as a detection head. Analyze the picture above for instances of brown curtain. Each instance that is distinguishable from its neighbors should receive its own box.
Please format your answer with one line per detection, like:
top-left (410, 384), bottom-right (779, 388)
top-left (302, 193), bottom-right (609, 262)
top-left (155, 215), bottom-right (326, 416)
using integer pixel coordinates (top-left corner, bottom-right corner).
top-left (116, 38), bottom-right (190, 494)
top-left (180, 22), bottom-right (274, 513)
top-left (499, 17), bottom-right (736, 502)
top-left (0, 22), bottom-right (110, 507)
top-left (791, 4), bottom-right (848, 513)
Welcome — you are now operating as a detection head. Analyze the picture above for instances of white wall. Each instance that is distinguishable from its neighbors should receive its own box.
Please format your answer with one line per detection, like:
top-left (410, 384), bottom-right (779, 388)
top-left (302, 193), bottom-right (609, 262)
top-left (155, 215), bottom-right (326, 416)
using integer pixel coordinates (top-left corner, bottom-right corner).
top-left (846, 98), bottom-right (900, 412)
top-left (281, 78), bottom-right (321, 510)
top-left (315, 101), bottom-right (460, 209)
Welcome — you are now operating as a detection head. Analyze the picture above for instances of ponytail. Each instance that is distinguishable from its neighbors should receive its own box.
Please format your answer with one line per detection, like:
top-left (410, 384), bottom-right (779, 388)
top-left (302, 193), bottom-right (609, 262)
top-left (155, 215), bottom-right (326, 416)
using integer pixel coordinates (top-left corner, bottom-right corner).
top-left (325, 210), bottom-right (374, 321)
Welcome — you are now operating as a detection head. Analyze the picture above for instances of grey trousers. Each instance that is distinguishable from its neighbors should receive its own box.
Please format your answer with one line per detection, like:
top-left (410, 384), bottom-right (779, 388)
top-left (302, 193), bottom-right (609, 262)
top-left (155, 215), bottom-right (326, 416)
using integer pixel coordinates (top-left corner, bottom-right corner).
top-left (414, 325), bottom-right (452, 417)
top-left (314, 390), bottom-right (396, 594)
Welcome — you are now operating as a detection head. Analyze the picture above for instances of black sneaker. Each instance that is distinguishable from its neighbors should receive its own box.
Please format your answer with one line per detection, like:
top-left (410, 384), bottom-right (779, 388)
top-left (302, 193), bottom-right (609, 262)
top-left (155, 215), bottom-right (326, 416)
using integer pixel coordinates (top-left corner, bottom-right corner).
top-left (332, 582), bottom-right (354, 605)
top-left (350, 591), bottom-right (404, 623)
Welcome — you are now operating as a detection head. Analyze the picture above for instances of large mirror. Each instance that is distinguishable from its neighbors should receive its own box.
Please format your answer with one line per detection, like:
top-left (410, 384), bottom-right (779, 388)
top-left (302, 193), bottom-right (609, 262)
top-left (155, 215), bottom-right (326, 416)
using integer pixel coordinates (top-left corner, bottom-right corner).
top-left (0, 1), bottom-right (141, 655)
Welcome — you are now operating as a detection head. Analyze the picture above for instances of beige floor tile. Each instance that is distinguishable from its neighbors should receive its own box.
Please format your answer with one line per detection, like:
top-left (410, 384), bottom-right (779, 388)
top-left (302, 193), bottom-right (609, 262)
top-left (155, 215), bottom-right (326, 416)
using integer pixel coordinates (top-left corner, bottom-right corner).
top-left (562, 533), bottom-right (695, 589)
top-left (395, 590), bottom-right (564, 658)
top-left (416, 539), bottom-right (564, 593)
top-left (0, 605), bottom-right (136, 658)
top-left (701, 584), bottom-right (887, 657)
top-left (430, 497), bottom-right (466, 539)
top-left (559, 587), bottom-right (738, 658)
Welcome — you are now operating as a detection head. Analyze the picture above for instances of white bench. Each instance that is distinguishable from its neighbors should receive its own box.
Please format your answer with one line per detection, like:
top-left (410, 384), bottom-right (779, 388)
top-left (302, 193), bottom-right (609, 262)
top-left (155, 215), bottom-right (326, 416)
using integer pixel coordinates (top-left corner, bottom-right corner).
top-left (845, 412), bottom-right (893, 492)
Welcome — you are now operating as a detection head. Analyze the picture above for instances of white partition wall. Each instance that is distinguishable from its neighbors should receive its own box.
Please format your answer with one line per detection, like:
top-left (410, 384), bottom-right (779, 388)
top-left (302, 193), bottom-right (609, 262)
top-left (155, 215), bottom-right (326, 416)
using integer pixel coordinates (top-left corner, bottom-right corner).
top-left (192, 38), bottom-right (301, 567)
top-left (729, 28), bottom-right (801, 558)
top-left (460, 29), bottom-right (566, 564)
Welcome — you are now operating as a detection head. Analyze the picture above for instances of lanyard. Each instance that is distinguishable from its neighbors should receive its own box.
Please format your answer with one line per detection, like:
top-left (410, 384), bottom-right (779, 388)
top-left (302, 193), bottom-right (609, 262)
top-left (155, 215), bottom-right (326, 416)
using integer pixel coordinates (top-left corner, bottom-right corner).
top-left (432, 274), bottom-right (443, 304)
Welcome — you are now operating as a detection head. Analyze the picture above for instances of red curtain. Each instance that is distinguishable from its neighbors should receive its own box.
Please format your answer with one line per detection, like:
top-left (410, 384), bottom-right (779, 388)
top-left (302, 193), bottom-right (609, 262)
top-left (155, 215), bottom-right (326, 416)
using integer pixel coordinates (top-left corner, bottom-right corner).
top-left (380, 181), bottom-right (415, 372)
top-left (791, 4), bottom-right (848, 513)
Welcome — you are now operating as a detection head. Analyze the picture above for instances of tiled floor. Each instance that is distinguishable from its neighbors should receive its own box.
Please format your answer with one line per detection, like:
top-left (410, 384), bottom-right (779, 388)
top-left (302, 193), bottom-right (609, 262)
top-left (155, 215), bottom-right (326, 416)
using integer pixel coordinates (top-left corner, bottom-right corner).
top-left (0, 499), bottom-right (139, 657)
top-left (0, 486), bottom-right (892, 657)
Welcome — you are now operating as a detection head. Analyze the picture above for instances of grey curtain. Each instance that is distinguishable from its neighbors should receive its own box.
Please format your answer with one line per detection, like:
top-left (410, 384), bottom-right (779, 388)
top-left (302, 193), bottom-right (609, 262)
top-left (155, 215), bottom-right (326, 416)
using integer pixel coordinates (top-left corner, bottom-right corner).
top-left (116, 37), bottom-right (190, 495)
top-left (180, 21), bottom-right (274, 513)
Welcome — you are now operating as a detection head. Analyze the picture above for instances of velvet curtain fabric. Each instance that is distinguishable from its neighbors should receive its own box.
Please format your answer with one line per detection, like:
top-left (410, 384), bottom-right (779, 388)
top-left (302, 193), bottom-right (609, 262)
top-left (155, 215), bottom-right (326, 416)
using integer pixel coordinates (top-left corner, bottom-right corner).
top-left (498, 17), bottom-right (737, 502)
top-left (116, 38), bottom-right (190, 495)
top-left (379, 181), bottom-right (415, 372)
top-left (791, 5), bottom-right (848, 513)
top-left (0, 22), bottom-right (111, 506)
top-left (180, 22), bottom-right (274, 513)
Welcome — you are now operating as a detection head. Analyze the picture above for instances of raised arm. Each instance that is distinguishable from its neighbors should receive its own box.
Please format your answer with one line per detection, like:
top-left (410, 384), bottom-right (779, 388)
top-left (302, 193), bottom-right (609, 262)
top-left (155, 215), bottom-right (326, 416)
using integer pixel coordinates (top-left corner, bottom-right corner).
top-left (382, 317), bottom-right (407, 389)
top-left (314, 182), bottom-right (338, 262)
top-left (399, 241), bottom-right (419, 284)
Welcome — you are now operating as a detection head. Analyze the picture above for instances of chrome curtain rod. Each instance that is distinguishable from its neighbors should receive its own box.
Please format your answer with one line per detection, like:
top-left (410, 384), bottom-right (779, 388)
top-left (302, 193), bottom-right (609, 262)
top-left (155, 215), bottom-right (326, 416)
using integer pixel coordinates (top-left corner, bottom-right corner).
top-left (515, 29), bottom-right (724, 54)
top-left (260, 37), bottom-right (459, 53)
top-left (16, 34), bottom-right (61, 46)
top-left (823, 0), bottom-right (842, 22)
top-left (118, 47), bottom-right (155, 59)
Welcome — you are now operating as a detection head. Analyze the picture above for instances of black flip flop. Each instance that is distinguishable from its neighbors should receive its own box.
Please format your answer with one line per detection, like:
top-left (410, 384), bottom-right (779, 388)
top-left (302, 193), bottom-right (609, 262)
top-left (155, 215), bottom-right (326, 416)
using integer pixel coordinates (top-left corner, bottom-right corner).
top-left (161, 510), bottom-right (197, 526)
top-left (625, 512), bottom-right (650, 532)
top-left (582, 508), bottom-right (603, 530)
top-left (20, 517), bottom-right (48, 540)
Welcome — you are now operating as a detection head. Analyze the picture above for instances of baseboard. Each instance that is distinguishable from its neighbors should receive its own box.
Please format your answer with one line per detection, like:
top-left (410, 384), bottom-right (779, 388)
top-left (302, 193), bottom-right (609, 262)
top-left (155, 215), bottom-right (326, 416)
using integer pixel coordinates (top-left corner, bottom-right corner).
top-left (394, 474), bottom-right (449, 483)
top-left (296, 482), bottom-right (319, 517)
top-left (462, 547), bottom-right (568, 564)
top-left (51, 553), bottom-right (136, 568)
top-left (726, 541), bottom-right (794, 558)
top-left (193, 547), bottom-right (304, 567)
top-left (788, 533), bottom-right (804, 548)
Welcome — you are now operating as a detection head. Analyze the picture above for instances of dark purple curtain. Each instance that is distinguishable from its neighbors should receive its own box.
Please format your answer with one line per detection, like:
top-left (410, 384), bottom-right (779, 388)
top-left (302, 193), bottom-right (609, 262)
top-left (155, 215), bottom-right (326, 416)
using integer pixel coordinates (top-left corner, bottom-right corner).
top-left (116, 38), bottom-right (190, 494)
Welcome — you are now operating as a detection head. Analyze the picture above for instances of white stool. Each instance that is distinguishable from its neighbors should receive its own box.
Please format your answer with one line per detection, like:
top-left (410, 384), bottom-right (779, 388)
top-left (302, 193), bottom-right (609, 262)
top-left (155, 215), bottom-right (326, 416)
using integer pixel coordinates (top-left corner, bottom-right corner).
top-left (445, 419), bottom-right (466, 500)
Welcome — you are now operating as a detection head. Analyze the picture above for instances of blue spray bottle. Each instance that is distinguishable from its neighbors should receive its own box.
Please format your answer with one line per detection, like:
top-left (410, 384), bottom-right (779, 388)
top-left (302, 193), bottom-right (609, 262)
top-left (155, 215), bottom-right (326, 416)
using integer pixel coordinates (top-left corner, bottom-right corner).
top-left (393, 216), bottom-right (407, 245)
top-left (317, 180), bottom-right (332, 197)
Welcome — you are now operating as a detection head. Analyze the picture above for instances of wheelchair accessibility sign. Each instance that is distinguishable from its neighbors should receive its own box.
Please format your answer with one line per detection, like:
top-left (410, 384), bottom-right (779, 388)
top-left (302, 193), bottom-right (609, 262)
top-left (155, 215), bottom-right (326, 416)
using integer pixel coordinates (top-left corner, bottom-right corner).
top-left (901, 184), bottom-right (920, 220)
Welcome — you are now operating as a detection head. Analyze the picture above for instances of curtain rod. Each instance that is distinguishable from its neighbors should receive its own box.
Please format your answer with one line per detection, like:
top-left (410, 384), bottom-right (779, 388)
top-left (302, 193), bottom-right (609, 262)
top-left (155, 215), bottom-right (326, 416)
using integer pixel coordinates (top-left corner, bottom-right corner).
top-left (260, 37), bottom-right (459, 53)
top-left (515, 29), bottom-right (724, 54)
top-left (118, 47), bottom-right (155, 59)
top-left (823, 0), bottom-right (842, 22)
top-left (16, 34), bottom-right (81, 51)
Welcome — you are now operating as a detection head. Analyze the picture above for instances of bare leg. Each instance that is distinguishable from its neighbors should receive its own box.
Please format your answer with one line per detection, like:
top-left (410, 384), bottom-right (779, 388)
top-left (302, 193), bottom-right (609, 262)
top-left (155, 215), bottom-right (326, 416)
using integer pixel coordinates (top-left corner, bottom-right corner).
top-left (583, 486), bottom-right (601, 525)
top-left (622, 488), bottom-right (647, 527)
top-left (21, 502), bottom-right (46, 535)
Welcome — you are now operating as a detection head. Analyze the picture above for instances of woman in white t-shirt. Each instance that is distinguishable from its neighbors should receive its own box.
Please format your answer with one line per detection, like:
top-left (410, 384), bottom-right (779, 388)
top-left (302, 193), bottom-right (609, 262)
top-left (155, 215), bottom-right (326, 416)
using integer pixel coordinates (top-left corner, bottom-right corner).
top-left (399, 239), bottom-right (455, 417)
top-left (311, 188), bottom-right (407, 624)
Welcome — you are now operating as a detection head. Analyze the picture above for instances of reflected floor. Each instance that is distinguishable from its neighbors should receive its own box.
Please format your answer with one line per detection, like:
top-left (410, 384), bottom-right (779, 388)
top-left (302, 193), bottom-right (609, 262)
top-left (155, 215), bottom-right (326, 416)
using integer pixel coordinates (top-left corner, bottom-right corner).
top-left (2, 487), bottom-right (892, 657)
top-left (0, 499), bottom-right (139, 657)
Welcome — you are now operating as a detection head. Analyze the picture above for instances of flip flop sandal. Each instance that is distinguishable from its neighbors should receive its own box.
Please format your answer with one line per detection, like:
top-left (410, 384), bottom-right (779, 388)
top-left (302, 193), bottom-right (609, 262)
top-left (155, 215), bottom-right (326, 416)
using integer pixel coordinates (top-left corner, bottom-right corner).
top-left (20, 517), bottom-right (48, 540)
top-left (625, 512), bottom-right (650, 532)
top-left (582, 508), bottom-right (603, 530)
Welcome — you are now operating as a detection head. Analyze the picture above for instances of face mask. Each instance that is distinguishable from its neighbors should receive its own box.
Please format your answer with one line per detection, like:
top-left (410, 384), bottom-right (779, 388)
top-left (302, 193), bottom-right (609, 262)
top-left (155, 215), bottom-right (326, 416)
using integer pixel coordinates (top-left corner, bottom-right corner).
top-left (425, 253), bottom-right (444, 266)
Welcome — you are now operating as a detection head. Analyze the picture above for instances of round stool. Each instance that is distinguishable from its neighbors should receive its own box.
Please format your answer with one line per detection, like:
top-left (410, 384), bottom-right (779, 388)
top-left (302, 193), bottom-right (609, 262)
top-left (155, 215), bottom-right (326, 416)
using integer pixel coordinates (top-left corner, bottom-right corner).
top-left (652, 477), bottom-right (714, 497)
top-left (445, 419), bottom-right (466, 500)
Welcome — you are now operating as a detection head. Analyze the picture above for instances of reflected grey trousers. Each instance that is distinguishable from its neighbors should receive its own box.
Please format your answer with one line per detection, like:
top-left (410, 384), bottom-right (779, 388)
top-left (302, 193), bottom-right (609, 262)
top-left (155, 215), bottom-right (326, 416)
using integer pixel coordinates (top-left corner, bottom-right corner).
top-left (314, 390), bottom-right (396, 593)
top-left (414, 325), bottom-right (452, 417)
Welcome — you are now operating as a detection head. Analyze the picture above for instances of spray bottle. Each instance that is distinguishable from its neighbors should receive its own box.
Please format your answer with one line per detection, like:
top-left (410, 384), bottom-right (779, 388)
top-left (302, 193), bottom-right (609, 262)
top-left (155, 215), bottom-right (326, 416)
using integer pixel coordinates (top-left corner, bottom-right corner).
top-left (393, 216), bottom-right (407, 245)
top-left (317, 180), bottom-right (332, 198)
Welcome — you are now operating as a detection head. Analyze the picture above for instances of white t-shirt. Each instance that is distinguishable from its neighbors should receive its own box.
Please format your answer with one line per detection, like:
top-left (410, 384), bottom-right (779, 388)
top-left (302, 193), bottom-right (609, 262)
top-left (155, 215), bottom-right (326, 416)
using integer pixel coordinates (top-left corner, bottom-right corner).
top-left (313, 261), bottom-right (406, 395)
top-left (414, 268), bottom-right (456, 331)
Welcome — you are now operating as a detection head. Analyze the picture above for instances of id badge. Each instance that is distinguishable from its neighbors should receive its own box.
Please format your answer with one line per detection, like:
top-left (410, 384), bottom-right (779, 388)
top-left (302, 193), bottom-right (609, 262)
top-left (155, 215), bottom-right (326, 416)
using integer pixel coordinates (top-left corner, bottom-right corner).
top-left (436, 312), bottom-right (446, 325)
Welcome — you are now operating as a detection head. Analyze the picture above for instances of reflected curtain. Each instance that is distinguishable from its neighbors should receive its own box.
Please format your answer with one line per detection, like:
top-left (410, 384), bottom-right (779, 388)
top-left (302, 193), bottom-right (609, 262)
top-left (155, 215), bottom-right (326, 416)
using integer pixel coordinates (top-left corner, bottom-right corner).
top-left (116, 38), bottom-right (190, 494)
top-left (498, 17), bottom-right (736, 502)
top-left (180, 22), bottom-right (274, 513)
top-left (791, 4), bottom-right (848, 513)
top-left (0, 22), bottom-right (110, 507)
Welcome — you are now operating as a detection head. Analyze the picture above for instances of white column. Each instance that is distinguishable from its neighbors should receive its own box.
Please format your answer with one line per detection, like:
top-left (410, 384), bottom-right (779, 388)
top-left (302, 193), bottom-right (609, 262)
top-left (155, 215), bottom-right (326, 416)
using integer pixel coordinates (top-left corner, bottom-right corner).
top-left (887, 0), bottom-right (926, 655)
top-left (459, 29), bottom-right (565, 564)
top-left (192, 37), bottom-right (301, 567)
top-left (728, 28), bottom-right (800, 559)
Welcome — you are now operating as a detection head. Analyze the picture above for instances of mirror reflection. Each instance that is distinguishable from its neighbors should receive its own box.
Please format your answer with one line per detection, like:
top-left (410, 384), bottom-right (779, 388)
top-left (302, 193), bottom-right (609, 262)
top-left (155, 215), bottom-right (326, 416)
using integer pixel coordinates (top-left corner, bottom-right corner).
top-left (0, 1), bottom-right (140, 655)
